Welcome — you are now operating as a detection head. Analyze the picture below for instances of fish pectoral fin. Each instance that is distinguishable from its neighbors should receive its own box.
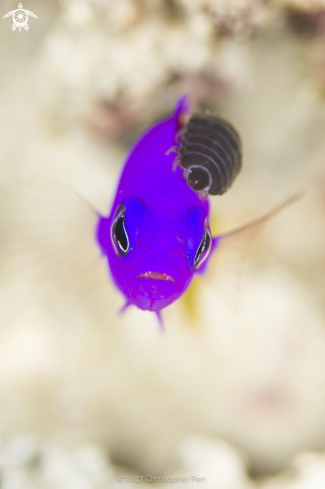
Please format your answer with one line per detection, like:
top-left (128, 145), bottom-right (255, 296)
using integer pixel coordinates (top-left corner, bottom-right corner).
top-left (0, 178), bottom-right (107, 295)
top-left (201, 193), bottom-right (303, 310)
top-left (219, 193), bottom-right (303, 241)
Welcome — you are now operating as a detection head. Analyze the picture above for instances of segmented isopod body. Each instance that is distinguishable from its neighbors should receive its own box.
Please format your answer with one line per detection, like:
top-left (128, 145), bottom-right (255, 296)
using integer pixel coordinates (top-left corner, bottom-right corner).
top-left (179, 114), bottom-right (242, 196)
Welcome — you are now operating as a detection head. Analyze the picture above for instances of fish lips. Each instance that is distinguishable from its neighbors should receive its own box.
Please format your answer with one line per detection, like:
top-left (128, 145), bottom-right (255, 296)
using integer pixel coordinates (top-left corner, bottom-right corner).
top-left (124, 260), bottom-right (186, 311)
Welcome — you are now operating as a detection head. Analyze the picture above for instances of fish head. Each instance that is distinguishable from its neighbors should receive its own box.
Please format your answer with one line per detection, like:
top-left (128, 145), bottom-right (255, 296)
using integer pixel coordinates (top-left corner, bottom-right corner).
top-left (96, 196), bottom-right (213, 312)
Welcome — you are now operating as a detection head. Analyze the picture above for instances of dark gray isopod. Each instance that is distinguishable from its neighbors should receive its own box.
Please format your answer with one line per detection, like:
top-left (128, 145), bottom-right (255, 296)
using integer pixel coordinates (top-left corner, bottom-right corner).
top-left (179, 114), bottom-right (242, 196)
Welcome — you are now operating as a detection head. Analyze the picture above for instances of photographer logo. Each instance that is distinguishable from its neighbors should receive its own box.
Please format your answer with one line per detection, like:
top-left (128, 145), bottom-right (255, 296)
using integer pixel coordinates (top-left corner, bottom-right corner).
top-left (3, 3), bottom-right (38, 32)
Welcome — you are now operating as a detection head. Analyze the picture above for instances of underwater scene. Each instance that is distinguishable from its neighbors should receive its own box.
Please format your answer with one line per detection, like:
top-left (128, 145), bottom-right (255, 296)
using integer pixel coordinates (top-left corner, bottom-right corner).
top-left (1, 0), bottom-right (325, 487)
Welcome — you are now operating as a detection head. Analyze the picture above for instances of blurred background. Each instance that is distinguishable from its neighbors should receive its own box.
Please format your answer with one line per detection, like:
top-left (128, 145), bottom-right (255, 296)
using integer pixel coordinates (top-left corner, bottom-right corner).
top-left (1, 0), bottom-right (325, 487)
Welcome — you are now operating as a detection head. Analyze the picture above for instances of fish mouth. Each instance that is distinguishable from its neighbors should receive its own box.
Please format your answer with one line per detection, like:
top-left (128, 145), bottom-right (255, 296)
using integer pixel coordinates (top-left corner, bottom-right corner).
top-left (136, 271), bottom-right (177, 283)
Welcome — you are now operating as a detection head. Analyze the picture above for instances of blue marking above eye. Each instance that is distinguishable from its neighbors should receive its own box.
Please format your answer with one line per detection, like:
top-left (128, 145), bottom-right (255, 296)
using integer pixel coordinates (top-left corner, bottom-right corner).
top-left (123, 197), bottom-right (146, 252)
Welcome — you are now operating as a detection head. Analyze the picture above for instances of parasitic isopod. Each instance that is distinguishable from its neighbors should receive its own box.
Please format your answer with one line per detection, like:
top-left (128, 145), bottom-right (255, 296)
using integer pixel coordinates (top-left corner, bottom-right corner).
top-left (177, 114), bottom-right (242, 197)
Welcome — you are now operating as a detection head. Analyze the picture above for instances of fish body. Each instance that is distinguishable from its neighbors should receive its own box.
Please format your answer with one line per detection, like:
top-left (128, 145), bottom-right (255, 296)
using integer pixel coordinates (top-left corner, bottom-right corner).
top-left (97, 97), bottom-right (215, 312)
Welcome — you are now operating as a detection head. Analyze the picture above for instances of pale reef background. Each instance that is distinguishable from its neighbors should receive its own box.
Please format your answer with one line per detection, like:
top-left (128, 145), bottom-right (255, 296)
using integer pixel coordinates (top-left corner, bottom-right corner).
top-left (1, 0), bottom-right (325, 488)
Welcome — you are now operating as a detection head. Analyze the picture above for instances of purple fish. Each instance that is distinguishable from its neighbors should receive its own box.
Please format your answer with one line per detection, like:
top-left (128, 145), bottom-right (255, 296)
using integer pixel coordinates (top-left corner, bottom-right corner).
top-left (96, 96), bottom-right (227, 316)
top-left (96, 96), bottom-right (298, 320)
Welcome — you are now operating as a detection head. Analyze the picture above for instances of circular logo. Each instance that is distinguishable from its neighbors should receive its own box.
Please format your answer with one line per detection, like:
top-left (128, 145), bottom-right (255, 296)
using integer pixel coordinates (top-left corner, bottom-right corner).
top-left (13, 9), bottom-right (28, 28)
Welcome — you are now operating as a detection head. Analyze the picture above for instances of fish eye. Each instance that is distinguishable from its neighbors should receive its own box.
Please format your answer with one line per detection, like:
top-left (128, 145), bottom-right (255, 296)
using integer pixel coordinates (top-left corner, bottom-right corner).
top-left (111, 204), bottom-right (129, 257)
top-left (194, 221), bottom-right (212, 270)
